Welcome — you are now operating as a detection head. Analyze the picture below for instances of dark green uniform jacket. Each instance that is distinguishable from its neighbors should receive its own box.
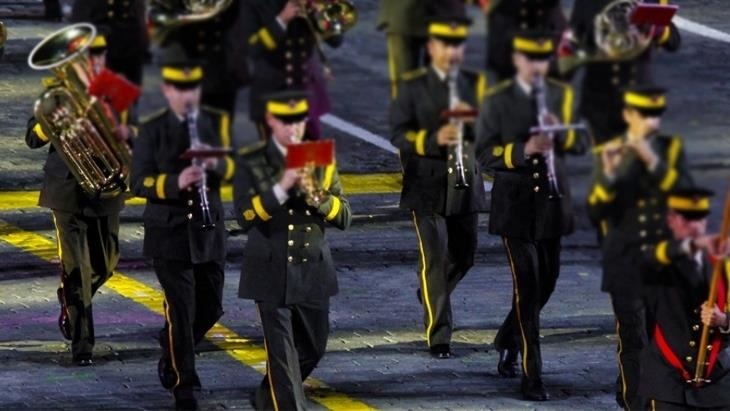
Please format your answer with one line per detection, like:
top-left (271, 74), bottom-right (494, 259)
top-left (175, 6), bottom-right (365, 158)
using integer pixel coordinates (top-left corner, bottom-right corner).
top-left (233, 140), bottom-right (351, 305)
top-left (131, 106), bottom-right (234, 263)
top-left (390, 66), bottom-right (489, 215)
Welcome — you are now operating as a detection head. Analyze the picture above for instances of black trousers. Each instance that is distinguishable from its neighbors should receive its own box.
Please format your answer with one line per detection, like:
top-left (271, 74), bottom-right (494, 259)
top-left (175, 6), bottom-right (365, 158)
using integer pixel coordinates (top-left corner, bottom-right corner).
top-left (254, 299), bottom-right (329, 411)
top-left (612, 292), bottom-right (648, 411)
top-left (648, 399), bottom-right (730, 411)
top-left (412, 211), bottom-right (478, 348)
top-left (154, 259), bottom-right (224, 396)
top-left (53, 210), bottom-right (119, 361)
top-left (495, 237), bottom-right (562, 382)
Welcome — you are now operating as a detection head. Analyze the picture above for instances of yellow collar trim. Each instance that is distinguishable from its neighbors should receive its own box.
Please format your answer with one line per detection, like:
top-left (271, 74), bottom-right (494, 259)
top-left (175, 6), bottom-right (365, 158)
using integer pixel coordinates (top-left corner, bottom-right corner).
top-left (267, 99), bottom-right (308, 116)
top-left (668, 196), bottom-right (710, 212)
top-left (625, 92), bottom-right (666, 109)
top-left (161, 67), bottom-right (203, 83)
top-left (513, 37), bottom-right (554, 53)
top-left (429, 23), bottom-right (468, 38)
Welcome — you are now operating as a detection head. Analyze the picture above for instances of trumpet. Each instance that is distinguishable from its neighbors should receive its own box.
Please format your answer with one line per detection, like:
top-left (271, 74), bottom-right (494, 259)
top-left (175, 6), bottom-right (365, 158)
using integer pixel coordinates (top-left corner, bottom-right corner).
top-left (298, 162), bottom-right (327, 207)
top-left (185, 105), bottom-right (215, 229)
top-left (446, 66), bottom-right (469, 190)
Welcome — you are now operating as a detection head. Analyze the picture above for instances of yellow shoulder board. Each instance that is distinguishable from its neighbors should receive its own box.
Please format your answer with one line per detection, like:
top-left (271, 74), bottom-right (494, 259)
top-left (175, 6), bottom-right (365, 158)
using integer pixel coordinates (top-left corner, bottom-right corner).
top-left (237, 140), bottom-right (267, 157)
top-left (485, 79), bottom-right (512, 98)
top-left (400, 67), bottom-right (428, 82)
top-left (140, 108), bottom-right (168, 125)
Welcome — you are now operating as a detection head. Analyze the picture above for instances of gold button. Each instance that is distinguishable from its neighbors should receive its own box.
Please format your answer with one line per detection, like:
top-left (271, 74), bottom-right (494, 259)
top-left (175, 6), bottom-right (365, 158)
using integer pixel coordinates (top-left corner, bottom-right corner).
top-left (707, 345), bottom-right (713, 351)
top-left (305, 210), bottom-right (311, 216)
top-left (186, 213), bottom-right (193, 220)
top-left (288, 225), bottom-right (294, 231)
top-left (532, 158), bottom-right (539, 165)
top-left (689, 341), bottom-right (696, 347)
top-left (533, 172), bottom-right (539, 179)
top-left (302, 258), bottom-right (308, 263)
top-left (651, 198), bottom-right (658, 205)
top-left (656, 229), bottom-right (663, 235)
top-left (187, 200), bottom-right (194, 206)
top-left (612, 77), bottom-right (620, 86)
top-left (638, 215), bottom-right (646, 223)
top-left (693, 325), bottom-right (700, 331)
top-left (107, 0), bottom-right (113, 4)
top-left (639, 230), bottom-right (647, 238)
top-left (107, 11), bottom-right (114, 17)
top-left (289, 209), bottom-right (294, 215)
top-left (448, 154), bottom-right (454, 160)
top-left (448, 167), bottom-right (453, 174)
top-left (638, 200), bottom-right (646, 208)
top-left (641, 245), bottom-right (648, 251)
top-left (288, 256), bottom-right (293, 263)
top-left (304, 242), bottom-right (310, 247)
top-left (463, 154), bottom-right (468, 159)
top-left (534, 186), bottom-right (540, 193)
top-left (612, 64), bottom-right (620, 72)
top-left (521, 23), bottom-right (527, 29)
top-left (288, 240), bottom-right (294, 246)
top-left (285, 52), bottom-right (292, 59)
top-left (686, 356), bottom-right (693, 363)
top-left (306, 226), bottom-right (312, 232)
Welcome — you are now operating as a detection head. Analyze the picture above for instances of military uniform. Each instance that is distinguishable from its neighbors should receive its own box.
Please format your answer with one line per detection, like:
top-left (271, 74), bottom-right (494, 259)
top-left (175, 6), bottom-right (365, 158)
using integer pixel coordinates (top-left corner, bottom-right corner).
top-left (640, 239), bottom-right (730, 410)
top-left (476, 74), bottom-right (586, 394)
top-left (485, 0), bottom-right (567, 81)
top-left (150, 0), bottom-right (249, 117)
top-left (132, 100), bottom-right (233, 408)
top-left (568, 0), bottom-right (681, 144)
top-left (71, 0), bottom-right (148, 85)
top-left (233, 138), bottom-right (351, 410)
top-left (588, 131), bottom-right (693, 408)
top-left (25, 114), bottom-right (124, 364)
top-left (241, 0), bottom-right (343, 139)
top-left (390, 57), bottom-right (488, 353)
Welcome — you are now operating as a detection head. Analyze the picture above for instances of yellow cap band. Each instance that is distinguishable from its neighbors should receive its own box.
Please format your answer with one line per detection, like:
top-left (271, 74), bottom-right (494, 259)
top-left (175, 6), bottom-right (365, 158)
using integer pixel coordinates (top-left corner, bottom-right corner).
top-left (668, 196), bottom-right (711, 212)
top-left (624, 92), bottom-right (666, 109)
top-left (428, 23), bottom-right (468, 39)
top-left (267, 99), bottom-right (308, 116)
top-left (161, 67), bottom-right (203, 83)
top-left (90, 35), bottom-right (107, 49)
top-left (513, 37), bottom-right (554, 53)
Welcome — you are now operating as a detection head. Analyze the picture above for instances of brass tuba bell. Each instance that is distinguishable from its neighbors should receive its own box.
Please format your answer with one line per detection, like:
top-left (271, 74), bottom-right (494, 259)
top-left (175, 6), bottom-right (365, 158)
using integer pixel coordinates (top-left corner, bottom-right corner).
top-left (148, 0), bottom-right (234, 44)
top-left (28, 23), bottom-right (131, 198)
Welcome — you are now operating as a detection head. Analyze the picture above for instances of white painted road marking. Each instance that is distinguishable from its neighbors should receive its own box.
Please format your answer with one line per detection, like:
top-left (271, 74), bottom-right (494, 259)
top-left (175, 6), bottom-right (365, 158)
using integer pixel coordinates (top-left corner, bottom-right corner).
top-left (675, 16), bottom-right (730, 44)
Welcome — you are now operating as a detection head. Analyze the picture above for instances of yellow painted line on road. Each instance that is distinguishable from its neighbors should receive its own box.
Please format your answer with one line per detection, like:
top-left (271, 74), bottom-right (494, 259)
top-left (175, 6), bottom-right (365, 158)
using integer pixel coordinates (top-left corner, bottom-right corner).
top-left (0, 219), bottom-right (374, 411)
top-left (0, 173), bottom-right (402, 211)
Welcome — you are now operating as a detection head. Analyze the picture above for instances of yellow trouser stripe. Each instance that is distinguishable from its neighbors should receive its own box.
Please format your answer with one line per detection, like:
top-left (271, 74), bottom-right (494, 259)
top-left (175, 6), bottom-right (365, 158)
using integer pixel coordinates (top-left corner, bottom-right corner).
top-left (220, 114), bottom-right (231, 149)
top-left (412, 213), bottom-right (435, 346)
top-left (156, 174), bottom-right (167, 199)
top-left (256, 304), bottom-right (281, 411)
top-left (504, 143), bottom-right (515, 169)
top-left (252, 195), bottom-right (272, 221)
top-left (0, 219), bottom-right (374, 411)
top-left (326, 196), bottom-right (341, 221)
top-left (164, 296), bottom-right (182, 389)
top-left (387, 36), bottom-right (398, 100)
top-left (503, 238), bottom-right (530, 378)
top-left (562, 87), bottom-right (576, 150)
top-left (615, 317), bottom-right (630, 410)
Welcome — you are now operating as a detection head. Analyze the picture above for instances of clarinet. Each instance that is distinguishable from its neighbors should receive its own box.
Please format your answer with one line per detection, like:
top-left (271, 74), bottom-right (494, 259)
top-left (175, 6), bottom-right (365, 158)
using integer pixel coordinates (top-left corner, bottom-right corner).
top-left (185, 106), bottom-right (215, 229)
top-left (447, 66), bottom-right (469, 190)
top-left (532, 75), bottom-right (561, 199)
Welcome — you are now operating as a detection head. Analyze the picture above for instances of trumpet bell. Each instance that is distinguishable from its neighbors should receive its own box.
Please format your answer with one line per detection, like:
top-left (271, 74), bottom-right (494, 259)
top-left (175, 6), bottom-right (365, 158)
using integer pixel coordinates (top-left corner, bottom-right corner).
top-left (308, 0), bottom-right (358, 38)
top-left (28, 23), bottom-right (95, 71)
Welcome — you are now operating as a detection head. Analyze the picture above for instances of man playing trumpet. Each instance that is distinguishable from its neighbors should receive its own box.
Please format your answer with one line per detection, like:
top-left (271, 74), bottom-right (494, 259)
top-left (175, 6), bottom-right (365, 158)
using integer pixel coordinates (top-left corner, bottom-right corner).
top-left (390, 10), bottom-right (488, 360)
top-left (639, 187), bottom-right (730, 410)
top-left (476, 31), bottom-right (586, 401)
top-left (587, 85), bottom-right (694, 410)
top-left (233, 90), bottom-right (351, 410)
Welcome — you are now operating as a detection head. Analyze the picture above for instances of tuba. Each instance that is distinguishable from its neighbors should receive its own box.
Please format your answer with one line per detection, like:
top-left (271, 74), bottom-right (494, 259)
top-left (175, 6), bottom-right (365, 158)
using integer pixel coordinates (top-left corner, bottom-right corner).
top-left (559, 0), bottom-right (653, 74)
top-left (28, 23), bottom-right (131, 198)
top-left (148, 0), bottom-right (233, 44)
top-left (302, 0), bottom-right (358, 40)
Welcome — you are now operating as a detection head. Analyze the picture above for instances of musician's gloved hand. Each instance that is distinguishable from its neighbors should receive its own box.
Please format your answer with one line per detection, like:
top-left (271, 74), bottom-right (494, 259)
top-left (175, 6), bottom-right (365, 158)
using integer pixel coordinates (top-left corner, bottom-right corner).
top-left (178, 165), bottom-right (205, 190)
top-left (279, 168), bottom-right (302, 191)
top-left (701, 302), bottom-right (728, 328)
top-left (437, 124), bottom-right (459, 146)
top-left (524, 134), bottom-right (553, 157)
top-left (278, 0), bottom-right (301, 25)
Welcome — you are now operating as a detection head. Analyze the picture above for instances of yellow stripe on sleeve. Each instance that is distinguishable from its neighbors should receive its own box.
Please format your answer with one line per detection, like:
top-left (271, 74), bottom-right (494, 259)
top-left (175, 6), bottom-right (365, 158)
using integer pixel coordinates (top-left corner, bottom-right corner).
top-left (252, 195), bottom-right (272, 221)
top-left (325, 196), bottom-right (341, 221)
top-left (156, 174), bottom-right (167, 199)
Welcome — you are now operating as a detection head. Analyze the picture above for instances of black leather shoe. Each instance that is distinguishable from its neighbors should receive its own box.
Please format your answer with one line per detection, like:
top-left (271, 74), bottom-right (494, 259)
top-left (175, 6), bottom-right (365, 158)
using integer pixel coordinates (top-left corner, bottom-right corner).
top-left (496, 347), bottom-right (518, 378)
top-left (192, 373), bottom-right (202, 391)
top-left (57, 288), bottom-right (71, 341)
top-left (74, 358), bottom-right (94, 367)
top-left (429, 344), bottom-right (452, 359)
top-left (416, 288), bottom-right (422, 305)
top-left (174, 397), bottom-right (198, 411)
top-left (521, 378), bottom-right (549, 401)
top-left (158, 356), bottom-right (176, 389)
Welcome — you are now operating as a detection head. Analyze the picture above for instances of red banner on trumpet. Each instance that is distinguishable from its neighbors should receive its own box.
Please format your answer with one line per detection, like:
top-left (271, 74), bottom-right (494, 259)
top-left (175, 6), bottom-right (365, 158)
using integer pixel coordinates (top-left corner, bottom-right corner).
top-left (286, 139), bottom-right (335, 169)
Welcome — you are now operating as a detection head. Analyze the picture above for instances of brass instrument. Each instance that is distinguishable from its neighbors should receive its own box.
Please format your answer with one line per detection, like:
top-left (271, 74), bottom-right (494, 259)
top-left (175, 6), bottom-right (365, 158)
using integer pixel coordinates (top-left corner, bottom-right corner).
top-left (559, 0), bottom-right (653, 74)
top-left (692, 189), bottom-right (730, 387)
top-left (299, 162), bottom-right (327, 207)
top-left (300, 0), bottom-right (358, 40)
top-left (148, 0), bottom-right (233, 44)
top-left (446, 66), bottom-right (469, 190)
top-left (185, 105), bottom-right (215, 229)
top-left (28, 23), bottom-right (131, 198)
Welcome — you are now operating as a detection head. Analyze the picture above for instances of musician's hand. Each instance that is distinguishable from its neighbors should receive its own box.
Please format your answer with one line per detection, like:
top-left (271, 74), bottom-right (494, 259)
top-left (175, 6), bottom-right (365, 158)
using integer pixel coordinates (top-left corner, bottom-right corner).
top-left (278, 0), bottom-right (301, 25)
top-left (279, 168), bottom-right (301, 191)
top-left (701, 302), bottom-right (728, 328)
top-left (436, 124), bottom-right (459, 146)
top-left (626, 138), bottom-right (659, 170)
top-left (114, 124), bottom-right (131, 142)
top-left (541, 112), bottom-right (560, 127)
top-left (178, 165), bottom-right (204, 190)
top-left (524, 134), bottom-right (553, 156)
top-left (601, 140), bottom-right (623, 179)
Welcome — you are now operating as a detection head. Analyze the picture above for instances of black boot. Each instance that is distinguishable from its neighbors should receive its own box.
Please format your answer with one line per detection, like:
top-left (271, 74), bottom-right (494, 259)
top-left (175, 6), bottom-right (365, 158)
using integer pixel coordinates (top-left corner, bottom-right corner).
top-left (496, 347), bottom-right (518, 378)
top-left (521, 377), bottom-right (549, 401)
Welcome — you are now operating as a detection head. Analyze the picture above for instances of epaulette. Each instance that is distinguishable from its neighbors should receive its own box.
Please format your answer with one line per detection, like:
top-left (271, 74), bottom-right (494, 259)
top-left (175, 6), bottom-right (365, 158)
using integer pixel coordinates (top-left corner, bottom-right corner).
top-left (140, 108), bottom-right (168, 125)
top-left (400, 67), bottom-right (428, 82)
top-left (484, 79), bottom-right (512, 97)
top-left (201, 104), bottom-right (227, 118)
top-left (236, 140), bottom-right (266, 157)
